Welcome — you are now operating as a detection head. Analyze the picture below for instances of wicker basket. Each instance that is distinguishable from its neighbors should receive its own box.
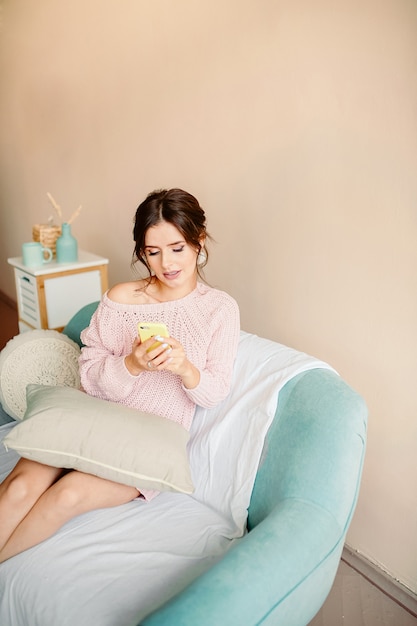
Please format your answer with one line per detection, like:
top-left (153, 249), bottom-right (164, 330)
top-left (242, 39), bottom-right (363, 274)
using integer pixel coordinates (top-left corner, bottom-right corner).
top-left (32, 224), bottom-right (62, 258)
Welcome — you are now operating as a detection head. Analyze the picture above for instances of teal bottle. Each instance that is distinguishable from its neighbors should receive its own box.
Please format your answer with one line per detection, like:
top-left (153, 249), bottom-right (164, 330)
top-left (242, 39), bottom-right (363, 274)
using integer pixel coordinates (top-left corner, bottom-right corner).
top-left (56, 222), bottom-right (78, 263)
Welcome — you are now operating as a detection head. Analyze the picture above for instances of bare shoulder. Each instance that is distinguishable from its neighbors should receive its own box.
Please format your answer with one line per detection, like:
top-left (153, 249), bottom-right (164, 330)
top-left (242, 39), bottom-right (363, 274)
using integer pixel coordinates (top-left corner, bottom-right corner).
top-left (107, 280), bottom-right (150, 304)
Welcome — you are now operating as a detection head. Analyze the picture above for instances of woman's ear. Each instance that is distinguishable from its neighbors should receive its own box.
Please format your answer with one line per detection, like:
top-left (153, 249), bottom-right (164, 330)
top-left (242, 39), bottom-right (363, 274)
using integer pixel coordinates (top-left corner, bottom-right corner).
top-left (198, 236), bottom-right (206, 253)
top-left (197, 238), bottom-right (207, 267)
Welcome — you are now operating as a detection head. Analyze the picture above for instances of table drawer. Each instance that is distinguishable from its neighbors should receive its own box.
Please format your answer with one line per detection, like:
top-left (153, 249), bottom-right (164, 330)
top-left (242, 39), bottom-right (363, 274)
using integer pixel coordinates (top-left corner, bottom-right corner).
top-left (15, 269), bottom-right (41, 328)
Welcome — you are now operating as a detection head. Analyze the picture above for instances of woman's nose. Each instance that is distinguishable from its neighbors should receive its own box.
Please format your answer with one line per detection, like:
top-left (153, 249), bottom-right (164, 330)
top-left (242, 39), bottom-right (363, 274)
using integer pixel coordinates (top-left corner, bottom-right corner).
top-left (160, 251), bottom-right (172, 268)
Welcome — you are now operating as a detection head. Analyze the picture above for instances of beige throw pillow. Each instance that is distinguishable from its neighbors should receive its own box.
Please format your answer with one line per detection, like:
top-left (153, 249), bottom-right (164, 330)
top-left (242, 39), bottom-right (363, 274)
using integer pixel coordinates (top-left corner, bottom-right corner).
top-left (4, 384), bottom-right (194, 494)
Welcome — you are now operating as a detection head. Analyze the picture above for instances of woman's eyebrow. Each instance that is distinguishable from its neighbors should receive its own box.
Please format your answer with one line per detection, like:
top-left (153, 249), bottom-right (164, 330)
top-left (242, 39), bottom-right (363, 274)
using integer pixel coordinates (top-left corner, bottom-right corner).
top-left (144, 240), bottom-right (185, 249)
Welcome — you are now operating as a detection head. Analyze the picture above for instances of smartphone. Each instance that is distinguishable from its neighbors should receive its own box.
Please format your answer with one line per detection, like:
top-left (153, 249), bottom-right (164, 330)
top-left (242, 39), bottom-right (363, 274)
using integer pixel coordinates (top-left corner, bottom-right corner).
top-left (137, 322), bottom-right (169, 352)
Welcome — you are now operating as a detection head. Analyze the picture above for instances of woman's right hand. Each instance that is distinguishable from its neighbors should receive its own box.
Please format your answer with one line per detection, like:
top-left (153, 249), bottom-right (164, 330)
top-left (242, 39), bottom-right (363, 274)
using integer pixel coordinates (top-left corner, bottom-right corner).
top-left (124, 337), bottom-right (172, 376)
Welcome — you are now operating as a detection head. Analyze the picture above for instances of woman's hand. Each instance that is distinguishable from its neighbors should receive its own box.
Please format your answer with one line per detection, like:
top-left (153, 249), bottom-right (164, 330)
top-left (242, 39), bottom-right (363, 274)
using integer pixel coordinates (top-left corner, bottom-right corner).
top-left (124, 336), bottom-right (200, 389)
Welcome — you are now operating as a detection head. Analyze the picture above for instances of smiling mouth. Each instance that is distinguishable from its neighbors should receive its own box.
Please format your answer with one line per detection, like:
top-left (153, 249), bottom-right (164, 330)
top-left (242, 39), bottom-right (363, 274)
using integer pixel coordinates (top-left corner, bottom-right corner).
top-left (163, 270), bottom-right (181, 280)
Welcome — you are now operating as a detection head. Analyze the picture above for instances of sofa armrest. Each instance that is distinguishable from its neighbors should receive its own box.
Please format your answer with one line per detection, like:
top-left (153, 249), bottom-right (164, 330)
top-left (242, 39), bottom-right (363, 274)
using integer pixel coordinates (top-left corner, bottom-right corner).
top-left (139, 501), bottom-right (342, 626)
top-left (248, 369), bottom-right (367, 531)
top-left (139, 369), bottom-right (367, 626)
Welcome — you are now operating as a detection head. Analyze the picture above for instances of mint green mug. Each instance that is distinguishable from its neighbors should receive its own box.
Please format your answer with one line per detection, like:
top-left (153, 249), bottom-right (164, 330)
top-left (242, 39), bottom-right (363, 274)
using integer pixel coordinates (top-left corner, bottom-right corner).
top-left (22, 242), bottom-right (53, 267)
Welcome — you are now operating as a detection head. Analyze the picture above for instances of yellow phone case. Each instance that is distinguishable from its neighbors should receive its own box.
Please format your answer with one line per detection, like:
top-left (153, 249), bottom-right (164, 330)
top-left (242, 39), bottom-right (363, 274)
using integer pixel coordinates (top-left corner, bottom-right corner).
top-left (137, 322), bottom-right (169, 352)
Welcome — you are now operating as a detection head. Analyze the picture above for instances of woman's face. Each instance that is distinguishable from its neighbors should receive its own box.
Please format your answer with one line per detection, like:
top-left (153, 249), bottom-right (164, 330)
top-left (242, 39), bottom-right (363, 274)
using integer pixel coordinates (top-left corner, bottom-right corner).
top-left (144, 220), bottom-right (200, 296)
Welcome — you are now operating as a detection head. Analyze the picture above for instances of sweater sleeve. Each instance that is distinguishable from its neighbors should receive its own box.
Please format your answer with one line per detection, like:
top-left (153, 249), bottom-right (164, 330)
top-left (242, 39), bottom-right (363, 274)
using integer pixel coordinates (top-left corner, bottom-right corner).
top-left (79, 302), bottom-right (142, 402)
top-left (183, 294), bottom-right (240, 408)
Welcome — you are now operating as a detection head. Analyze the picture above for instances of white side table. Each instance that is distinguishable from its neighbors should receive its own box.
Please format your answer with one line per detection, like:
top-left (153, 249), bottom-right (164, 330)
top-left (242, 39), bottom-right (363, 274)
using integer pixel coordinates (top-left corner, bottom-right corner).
top-left (8, 250), bottom-right (109, 333)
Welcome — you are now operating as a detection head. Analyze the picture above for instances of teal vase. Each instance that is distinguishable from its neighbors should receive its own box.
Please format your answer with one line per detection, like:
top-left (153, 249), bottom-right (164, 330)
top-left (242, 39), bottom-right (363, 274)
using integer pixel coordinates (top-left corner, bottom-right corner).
top-left (56, 222), bottom-right (78, 263)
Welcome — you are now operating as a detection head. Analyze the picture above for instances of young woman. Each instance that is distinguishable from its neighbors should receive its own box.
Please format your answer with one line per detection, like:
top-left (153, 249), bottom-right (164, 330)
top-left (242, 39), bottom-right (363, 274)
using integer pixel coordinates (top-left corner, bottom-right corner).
top-left (0, 188), bottom-right (240, 561)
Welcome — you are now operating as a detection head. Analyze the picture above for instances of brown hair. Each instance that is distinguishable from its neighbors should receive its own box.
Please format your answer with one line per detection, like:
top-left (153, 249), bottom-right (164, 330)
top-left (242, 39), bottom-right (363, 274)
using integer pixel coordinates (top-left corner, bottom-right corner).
top-left (132, 188), bottom-right (211, 277)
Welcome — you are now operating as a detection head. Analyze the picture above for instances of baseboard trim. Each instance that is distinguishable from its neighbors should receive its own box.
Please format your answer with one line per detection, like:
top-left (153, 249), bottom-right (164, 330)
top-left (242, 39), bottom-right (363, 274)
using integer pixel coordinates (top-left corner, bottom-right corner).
top-left (342, 545), bottom-right (417, 617)
top-left (0, 290), bottom-right (17, 310)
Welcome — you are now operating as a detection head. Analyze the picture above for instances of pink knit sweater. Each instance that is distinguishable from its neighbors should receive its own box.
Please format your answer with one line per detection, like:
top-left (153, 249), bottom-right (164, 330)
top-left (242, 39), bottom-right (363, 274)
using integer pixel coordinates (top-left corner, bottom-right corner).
top-left (79, 283), bottom-right (240, 432)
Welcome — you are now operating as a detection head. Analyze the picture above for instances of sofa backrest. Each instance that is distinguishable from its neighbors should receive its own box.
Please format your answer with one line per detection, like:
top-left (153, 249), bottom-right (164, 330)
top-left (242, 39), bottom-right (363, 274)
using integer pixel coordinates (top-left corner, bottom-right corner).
top-left (62, 301), bottom-right (99, 347)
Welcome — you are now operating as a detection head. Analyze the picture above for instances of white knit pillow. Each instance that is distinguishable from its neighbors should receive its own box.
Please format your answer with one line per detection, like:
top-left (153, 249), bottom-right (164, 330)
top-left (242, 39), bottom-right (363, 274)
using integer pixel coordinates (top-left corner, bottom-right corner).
top-left (4, 384), bottom-right (194, 494)
top-left (0, 330), bottom-right (81, 420)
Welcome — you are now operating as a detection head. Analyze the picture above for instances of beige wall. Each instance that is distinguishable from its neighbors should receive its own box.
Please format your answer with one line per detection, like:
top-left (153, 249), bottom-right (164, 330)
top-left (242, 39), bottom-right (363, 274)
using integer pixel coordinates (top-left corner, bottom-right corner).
top-left (1, 0), bottom-right (416, 594)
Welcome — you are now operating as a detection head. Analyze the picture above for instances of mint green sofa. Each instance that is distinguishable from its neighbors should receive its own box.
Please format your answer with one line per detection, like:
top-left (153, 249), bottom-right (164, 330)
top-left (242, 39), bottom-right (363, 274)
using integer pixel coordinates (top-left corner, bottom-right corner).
top-left (140, 368), bottom-right (366, 626)
top-left (63, 302), bottom-right (367, 625)
top-left (1, 303), bottom-right (367, 625)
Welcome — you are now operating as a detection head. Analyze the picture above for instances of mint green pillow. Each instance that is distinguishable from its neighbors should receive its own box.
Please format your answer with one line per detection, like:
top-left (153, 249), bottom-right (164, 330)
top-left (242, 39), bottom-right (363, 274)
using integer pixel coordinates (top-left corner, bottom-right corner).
top-left (4, 384), bottom-right (194, 494)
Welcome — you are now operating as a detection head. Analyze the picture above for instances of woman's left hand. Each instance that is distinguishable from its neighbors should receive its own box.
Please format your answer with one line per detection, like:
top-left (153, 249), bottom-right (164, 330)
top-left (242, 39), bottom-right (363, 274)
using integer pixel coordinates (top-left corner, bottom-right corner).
top-left (146, 336), bottom-right (200, 389)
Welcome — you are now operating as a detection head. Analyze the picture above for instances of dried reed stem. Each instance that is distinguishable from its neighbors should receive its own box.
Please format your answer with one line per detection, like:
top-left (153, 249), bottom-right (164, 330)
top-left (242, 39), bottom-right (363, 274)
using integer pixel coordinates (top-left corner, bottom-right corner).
top-left (46, 193), bottom-right (82, 225)
top-left (46, 192), bottom-right (62, 220)
top-left (68, 205), bottom-right (82, 224)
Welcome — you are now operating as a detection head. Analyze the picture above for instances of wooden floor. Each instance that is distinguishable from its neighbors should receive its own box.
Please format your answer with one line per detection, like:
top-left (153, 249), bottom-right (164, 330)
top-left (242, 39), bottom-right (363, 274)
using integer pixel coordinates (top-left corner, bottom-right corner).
top-left (0, 292), bottom-right (19, 350)
top-left (309, 556), bottom-right (417, 626)
top-left (0, 293), bottom-right (416, 625)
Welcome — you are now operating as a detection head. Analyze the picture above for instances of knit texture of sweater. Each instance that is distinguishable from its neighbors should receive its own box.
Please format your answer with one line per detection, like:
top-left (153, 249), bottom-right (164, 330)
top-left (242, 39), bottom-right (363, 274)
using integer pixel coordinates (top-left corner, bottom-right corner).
top-left (79, 282), bottom-right (240, 432)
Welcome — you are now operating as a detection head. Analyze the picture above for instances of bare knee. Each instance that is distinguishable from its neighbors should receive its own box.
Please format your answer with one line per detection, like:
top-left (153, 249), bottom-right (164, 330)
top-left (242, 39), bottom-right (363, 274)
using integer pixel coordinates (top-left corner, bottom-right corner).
top-left (49, 474), bottom-right (83, 513)
top-left (47, 471), bottom-right (138, 517)
top-left (0, 460), bottom-right (65, 512)
top-left (3, 473), bottom-right (32, 505)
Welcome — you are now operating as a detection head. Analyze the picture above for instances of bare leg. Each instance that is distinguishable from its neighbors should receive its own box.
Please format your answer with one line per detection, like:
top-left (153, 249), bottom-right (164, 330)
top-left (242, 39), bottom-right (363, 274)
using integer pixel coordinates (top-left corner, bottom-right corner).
top-left (0, 469), bottom-right (139, 562)
top-left (0, 458), bottom-right (64, 551)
